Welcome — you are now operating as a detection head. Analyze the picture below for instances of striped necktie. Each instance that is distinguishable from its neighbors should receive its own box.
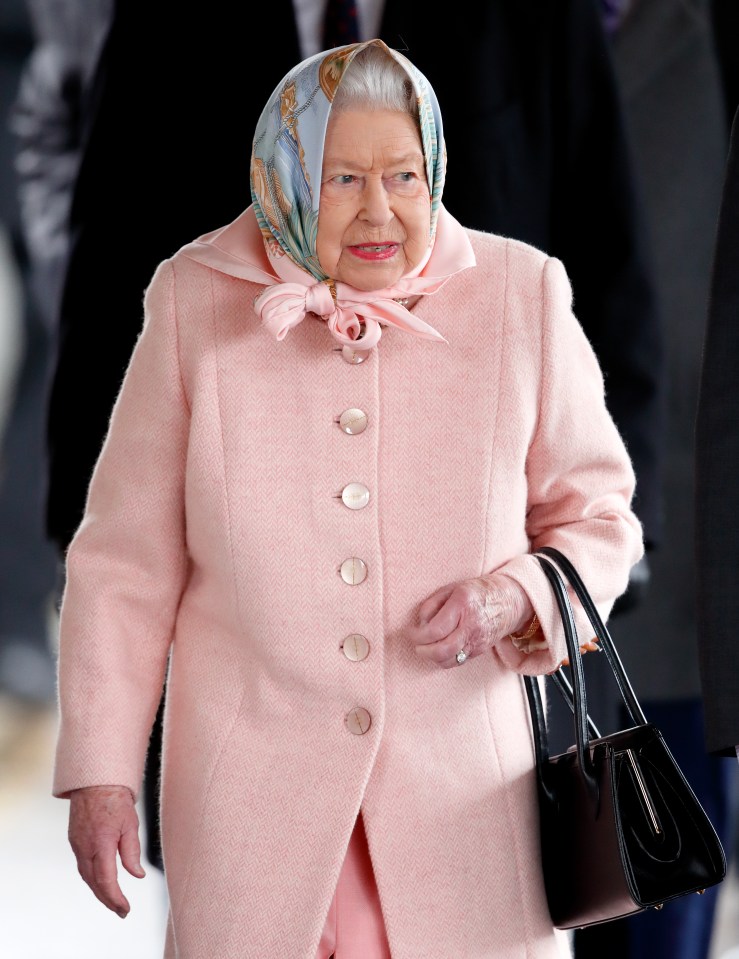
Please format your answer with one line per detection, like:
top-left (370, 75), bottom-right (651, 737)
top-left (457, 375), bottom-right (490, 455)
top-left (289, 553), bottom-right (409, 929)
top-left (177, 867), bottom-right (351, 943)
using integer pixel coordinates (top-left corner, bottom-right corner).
top-left (322, 0), bottom-right (360, 49)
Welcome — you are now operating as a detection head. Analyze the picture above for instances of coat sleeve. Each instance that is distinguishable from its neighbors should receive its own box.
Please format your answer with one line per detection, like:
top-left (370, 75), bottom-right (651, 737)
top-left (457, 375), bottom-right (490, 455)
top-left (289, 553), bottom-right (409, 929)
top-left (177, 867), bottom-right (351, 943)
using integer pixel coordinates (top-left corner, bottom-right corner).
top-left (53, 259), bottom-right (189, 799)
top-left (493, 255), bottom-right (644, 674)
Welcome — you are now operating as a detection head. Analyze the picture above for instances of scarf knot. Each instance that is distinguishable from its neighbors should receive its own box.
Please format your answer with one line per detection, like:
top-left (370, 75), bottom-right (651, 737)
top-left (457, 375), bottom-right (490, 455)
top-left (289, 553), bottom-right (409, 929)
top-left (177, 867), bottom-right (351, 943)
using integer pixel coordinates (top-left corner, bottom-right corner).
top-left (179, 204), bottom-right (477, 353)
top-left (253, 281), bottom-right (334, 342)
top-left (254, 281), bottom-right (394, 351)
top-left (305, 281), bottom-right (337, 318)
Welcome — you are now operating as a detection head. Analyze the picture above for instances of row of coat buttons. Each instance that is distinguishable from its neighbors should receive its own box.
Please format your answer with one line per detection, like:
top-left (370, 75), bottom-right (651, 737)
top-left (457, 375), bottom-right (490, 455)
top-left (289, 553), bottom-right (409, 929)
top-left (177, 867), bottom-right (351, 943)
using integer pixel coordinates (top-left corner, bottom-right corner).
top-left (338, 416), bottom-right (369, 585)
top-left (338, 399), bottom-right (372, 734)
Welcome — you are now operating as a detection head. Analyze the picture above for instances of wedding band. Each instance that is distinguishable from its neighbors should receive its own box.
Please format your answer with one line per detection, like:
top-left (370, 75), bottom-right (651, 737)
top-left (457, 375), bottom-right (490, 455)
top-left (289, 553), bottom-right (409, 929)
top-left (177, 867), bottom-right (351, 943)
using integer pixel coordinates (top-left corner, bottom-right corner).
top-left (455, 649), bottom-right (468, 665)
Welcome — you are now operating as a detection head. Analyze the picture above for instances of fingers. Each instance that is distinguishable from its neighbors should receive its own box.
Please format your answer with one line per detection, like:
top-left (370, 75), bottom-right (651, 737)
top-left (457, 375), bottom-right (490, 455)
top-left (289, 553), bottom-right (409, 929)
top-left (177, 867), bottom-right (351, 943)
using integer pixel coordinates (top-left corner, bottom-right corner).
top-left (120, 819), bottom-right (146, 880)
top-left (88, 847), bottom-right (131, 918)
top-left (416, 584), bottom-right (455, 627)
top-left (407, 588), bottom-right (463, 646)
top-left (559, 640), bottom-right (600, 667)
top-left (71, 834), bottom-right (130, 917)
top-left (414, 627), bottom-right (468, 669)
top-left (410, 583), bottom-right (482, 668)
top-left (409, 585), bottom-right (474, 668)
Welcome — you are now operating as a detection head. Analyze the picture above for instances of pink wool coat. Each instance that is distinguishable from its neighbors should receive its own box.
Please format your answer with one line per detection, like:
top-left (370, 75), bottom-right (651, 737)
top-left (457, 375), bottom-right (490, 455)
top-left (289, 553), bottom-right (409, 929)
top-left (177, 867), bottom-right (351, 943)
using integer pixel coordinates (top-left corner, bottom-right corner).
top-left (54, 212), bottom-right (643, 958)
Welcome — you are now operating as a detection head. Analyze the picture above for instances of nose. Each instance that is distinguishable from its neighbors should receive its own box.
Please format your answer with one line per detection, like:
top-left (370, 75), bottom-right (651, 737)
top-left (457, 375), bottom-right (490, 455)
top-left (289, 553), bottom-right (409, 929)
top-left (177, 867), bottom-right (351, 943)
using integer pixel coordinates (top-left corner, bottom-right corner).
top-left (359, 177), bottom-right (393, 227)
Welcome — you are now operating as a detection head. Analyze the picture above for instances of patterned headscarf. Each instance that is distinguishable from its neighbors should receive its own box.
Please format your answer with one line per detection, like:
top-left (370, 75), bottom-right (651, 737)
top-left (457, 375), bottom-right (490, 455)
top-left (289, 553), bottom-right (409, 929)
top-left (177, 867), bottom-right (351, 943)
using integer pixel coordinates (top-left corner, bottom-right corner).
top-left (250, 38), bottom-right (445, 282)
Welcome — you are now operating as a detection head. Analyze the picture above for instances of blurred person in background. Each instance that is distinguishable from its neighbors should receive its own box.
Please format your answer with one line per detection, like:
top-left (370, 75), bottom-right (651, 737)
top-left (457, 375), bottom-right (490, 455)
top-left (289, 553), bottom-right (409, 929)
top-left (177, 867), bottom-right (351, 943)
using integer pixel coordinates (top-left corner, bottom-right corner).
top-left (710, 0), bottom-right (739, 132)
top-left (11, 0), bottom-right (111, 333)
top-left (695, 101), bottom-right (739, 817)
top-left (575, 2), bottom-right (738, 958)
top-left (0, 1), bottom-right (31, 436)
top-left (0, 0), bottom-right (58, 707)
top-left (39, 0), bottom-right (664, 872)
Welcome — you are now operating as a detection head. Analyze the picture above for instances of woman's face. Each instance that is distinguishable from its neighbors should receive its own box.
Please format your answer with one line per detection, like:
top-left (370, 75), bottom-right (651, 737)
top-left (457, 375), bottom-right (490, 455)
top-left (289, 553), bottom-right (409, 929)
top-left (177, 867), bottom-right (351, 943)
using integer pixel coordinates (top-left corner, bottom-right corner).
top-left (316, 109), bottom-right (431, 290)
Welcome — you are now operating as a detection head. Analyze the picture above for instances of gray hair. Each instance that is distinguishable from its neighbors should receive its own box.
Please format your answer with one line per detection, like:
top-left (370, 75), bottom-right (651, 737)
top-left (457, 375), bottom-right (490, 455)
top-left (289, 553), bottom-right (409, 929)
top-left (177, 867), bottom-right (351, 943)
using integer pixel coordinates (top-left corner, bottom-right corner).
top-left (332, 44), bottom-right (418, 120)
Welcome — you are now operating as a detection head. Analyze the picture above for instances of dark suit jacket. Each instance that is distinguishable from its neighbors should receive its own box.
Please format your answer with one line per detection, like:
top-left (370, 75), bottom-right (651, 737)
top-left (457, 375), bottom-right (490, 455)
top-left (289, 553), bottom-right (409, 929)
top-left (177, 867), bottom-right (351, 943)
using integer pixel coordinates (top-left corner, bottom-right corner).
top-left (600, 0), bottom-right (727, 703)
top-left (46, 0), bottom-right (663, 554)
top-left (695, 106), bottom-right (739, 757)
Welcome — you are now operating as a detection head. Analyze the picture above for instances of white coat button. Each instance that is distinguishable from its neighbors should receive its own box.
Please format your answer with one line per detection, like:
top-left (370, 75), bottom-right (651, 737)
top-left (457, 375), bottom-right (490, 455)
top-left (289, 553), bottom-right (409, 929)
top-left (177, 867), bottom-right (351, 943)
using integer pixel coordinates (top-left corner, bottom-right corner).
top-left (342, 346), bottom-right (367, 364)
top-left (341, 483), bottom-right (370, 510)
top-left (341, 633), bottom-right (370, 662)
top-left (339, 409), bottom-right (368, 434)
top-left (345, 707), bottom-right (372, 735)
top-left (340, 557), bottom-right (367, 585)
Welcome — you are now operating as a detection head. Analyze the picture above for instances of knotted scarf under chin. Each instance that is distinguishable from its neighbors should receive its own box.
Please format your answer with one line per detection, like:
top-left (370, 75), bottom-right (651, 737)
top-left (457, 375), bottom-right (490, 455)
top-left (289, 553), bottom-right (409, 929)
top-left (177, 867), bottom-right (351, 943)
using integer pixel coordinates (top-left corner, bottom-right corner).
top-left (177, 205), bottom-right (477, 351)
top-left (254, 278), bottom-right (447, 352)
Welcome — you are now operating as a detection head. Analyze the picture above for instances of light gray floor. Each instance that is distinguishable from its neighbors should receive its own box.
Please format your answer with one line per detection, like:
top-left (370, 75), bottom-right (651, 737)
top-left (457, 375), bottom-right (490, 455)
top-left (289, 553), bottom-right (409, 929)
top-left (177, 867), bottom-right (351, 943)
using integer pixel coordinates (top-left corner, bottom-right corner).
top-left (1, 693), bottom-right (737, 959)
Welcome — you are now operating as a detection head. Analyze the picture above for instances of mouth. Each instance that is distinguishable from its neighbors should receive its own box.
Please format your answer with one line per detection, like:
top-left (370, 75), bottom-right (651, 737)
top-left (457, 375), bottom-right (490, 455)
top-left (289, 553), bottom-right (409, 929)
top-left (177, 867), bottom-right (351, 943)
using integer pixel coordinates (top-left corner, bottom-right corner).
top-left (349, 243), bottom-right (400, 261)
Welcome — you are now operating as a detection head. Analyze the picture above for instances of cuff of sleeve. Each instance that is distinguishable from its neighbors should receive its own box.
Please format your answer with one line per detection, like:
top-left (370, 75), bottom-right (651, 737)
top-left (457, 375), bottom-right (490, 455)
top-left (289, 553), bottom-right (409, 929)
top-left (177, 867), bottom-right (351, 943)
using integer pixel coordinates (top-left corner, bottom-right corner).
top-left (488, 554), bottom-right (575, 674)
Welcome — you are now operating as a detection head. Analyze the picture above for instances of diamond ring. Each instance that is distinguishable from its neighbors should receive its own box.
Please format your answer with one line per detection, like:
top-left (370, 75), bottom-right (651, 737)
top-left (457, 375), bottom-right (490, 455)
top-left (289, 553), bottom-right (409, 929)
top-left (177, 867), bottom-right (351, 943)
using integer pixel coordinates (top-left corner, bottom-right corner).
top-left (455, 649), bottom-right (468, 665)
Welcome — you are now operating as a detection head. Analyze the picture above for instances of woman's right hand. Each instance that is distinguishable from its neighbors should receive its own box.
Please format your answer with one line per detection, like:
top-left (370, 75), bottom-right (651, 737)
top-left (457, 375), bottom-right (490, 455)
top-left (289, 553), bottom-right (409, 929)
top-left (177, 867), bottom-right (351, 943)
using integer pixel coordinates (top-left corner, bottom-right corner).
top-left (68, 784), bottom-right (146, 918)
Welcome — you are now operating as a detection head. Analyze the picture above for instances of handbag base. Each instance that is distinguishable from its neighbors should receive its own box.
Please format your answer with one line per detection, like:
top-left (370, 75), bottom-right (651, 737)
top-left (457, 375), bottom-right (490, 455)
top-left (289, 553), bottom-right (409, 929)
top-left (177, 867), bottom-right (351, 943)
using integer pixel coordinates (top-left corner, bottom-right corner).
top-left (539, 724), bottom-right (726, 930)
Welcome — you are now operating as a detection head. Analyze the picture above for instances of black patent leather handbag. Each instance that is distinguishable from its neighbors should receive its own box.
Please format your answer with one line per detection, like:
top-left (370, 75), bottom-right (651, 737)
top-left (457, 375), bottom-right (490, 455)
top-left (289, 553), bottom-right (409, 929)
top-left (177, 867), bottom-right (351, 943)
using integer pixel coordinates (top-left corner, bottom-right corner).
top-left (524, 547), bottom-right (727, 930)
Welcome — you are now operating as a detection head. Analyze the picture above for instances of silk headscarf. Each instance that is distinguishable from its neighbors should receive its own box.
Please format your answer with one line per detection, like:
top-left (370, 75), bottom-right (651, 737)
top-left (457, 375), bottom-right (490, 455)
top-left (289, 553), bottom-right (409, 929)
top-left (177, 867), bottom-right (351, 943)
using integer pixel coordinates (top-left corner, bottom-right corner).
top-left (183, 40), bottom-right (476, 351)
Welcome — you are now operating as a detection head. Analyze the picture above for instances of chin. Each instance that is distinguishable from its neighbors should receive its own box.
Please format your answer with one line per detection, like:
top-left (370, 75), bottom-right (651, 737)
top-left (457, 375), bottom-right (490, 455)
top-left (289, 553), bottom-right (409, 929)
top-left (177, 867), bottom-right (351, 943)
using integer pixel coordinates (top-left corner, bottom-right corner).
top-left (339, 267), bottom-right (406, 291)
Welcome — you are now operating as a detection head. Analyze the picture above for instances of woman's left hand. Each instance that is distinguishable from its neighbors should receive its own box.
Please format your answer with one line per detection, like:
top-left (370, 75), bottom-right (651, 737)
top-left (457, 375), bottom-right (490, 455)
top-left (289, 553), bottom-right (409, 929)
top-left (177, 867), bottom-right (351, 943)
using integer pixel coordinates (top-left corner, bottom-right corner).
top-left (407, 573), bottom-right (534, 669)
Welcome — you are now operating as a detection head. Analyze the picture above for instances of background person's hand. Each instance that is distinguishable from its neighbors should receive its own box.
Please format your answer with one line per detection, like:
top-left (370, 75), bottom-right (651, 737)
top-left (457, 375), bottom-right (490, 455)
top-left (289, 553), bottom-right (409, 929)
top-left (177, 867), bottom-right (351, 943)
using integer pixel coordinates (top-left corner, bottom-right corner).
top-left (407, 573), bottom-right (534, 668)
top-left (68, 784), bottom-right (146, 918)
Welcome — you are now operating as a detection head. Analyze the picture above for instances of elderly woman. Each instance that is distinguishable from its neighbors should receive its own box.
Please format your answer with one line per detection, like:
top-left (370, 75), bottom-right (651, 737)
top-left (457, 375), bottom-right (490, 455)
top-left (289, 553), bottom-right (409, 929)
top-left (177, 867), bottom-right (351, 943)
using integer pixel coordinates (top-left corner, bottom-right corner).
top-left (55, 40), bottom-right (643, 958)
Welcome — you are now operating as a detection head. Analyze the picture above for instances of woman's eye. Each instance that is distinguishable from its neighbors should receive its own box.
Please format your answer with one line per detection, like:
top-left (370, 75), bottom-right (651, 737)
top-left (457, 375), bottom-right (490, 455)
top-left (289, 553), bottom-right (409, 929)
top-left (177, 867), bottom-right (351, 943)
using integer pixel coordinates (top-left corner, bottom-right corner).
top-left (386, 171), bottom-right (423, 194)
top-left (333, 175), bottom-right (356, 185)
top-left (388, 172), bottom-right (422, 191)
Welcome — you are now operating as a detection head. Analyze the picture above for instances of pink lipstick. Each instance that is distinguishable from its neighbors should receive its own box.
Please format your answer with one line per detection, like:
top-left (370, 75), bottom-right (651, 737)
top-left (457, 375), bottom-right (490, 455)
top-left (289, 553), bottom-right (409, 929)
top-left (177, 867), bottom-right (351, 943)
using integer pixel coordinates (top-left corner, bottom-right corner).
top-left (349, 243), bottom-right (399, 261)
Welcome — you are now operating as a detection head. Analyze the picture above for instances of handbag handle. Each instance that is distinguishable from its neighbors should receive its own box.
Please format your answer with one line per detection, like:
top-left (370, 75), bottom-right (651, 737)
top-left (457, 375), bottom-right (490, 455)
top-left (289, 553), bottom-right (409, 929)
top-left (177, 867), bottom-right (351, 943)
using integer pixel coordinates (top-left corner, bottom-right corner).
top-left (524, 548), bottom-right (649, 806)
top-left (524, 555), bottom-right (600, 801)
top-left (536, 546), bottom-right (647, 727)
top-left (551, 668), bottom-right (602, 739)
